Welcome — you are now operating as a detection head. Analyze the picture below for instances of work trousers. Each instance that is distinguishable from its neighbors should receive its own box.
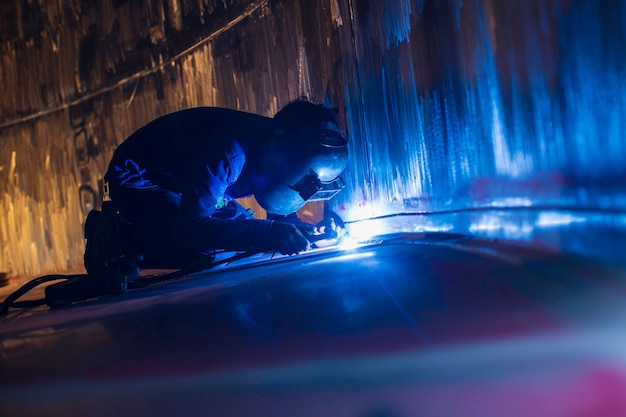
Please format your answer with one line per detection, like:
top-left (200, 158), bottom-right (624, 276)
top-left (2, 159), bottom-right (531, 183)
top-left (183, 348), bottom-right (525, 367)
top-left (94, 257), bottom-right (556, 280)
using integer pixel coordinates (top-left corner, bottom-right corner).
top-left (108, 184), bottom-right (212, 269)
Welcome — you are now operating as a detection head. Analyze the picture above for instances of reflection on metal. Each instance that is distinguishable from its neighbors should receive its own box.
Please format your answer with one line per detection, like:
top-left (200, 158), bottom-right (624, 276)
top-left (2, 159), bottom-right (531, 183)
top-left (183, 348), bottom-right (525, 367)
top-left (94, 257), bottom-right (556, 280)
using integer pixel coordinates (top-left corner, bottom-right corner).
top-left (305, 250), bottom-right (376, 264)
top-left (344, 209), bottom-right (626, 265)
top-left (2, 232), bottom-right (626, 416)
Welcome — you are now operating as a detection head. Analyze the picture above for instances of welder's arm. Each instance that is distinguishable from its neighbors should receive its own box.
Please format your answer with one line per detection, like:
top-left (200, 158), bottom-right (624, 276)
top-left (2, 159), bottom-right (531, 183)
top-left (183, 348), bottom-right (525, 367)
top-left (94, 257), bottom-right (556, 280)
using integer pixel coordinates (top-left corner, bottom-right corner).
top-left (308, 209), bottom-right (347, 248)
top-left (174, 144), bottom-right (309, 255)
top-left (267, 221), bottom-right (310, 255)
top-left (267, 209), bottom-right (347, 248)
top-left (175, 216), bottom-right (308, 255)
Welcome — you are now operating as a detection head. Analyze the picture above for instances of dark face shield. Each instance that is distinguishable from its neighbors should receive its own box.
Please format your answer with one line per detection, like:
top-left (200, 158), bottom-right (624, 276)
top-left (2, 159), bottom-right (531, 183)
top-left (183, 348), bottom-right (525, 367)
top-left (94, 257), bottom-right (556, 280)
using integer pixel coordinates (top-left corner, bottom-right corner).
top-left (254, 128), bottom-right (348, 215)
top-left (291, 170), bottom-right (345, 202)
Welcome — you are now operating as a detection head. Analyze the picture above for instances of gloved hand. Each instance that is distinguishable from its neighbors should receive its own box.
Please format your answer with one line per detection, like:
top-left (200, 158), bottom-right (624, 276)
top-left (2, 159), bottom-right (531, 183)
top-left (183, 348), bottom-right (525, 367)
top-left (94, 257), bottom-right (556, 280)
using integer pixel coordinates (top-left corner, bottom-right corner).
top-left (268, 221), bottom-right (310, 255)
top-left (309, 210), bottom-right (347, 248)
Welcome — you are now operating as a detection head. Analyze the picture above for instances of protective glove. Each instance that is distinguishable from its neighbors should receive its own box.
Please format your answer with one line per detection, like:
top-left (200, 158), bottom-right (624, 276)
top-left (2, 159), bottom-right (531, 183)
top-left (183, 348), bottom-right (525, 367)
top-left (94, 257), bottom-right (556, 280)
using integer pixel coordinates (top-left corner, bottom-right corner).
top-left (268, 221), bottom-right (310, 255)
top-left (309, 209), bottom-right (347, 248)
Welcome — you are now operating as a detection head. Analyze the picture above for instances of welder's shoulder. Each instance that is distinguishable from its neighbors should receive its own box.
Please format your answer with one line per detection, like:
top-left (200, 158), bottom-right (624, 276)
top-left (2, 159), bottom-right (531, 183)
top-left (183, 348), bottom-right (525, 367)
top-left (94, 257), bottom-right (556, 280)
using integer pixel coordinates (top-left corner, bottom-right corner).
top-left (208, 110), bottom-right (273, 148)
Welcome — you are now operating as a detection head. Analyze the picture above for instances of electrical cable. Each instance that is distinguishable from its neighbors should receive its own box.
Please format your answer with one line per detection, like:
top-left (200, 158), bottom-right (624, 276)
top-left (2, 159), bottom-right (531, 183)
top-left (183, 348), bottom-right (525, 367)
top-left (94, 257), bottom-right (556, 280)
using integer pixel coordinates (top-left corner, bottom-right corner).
top-left (1, 225), bottom-right (338, 314)
top-left (0, 251), bottom-right (262, 315)
top-left (128, 250), bottom-right (260, 289)
top-left (0, 274), bottom-right (72, 314)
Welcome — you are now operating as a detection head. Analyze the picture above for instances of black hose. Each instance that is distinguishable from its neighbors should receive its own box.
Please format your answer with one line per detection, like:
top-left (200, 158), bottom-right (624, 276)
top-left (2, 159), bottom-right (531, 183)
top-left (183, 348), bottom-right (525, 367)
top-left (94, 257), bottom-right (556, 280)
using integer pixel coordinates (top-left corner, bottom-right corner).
top-left (0, 274), bottom-right (73, 314)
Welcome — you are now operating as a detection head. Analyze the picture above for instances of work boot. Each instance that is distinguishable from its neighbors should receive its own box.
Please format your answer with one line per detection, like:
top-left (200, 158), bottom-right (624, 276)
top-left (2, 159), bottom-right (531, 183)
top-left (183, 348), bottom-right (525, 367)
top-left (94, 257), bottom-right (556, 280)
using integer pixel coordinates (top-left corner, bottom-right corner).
top-left (83, 202), bottom-right (125, 274)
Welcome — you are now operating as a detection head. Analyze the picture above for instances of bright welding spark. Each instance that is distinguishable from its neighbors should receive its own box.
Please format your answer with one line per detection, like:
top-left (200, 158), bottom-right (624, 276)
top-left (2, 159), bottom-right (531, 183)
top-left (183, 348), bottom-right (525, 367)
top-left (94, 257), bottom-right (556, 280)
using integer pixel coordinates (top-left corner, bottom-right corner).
top-left (338, 236), bottom-right (363, 250)
top-left (536, 212), bottom-right (586, 227)
top-left (345, 219), bottom-right (386, 241)
top-left (308, 250), bottom-right (376, 265)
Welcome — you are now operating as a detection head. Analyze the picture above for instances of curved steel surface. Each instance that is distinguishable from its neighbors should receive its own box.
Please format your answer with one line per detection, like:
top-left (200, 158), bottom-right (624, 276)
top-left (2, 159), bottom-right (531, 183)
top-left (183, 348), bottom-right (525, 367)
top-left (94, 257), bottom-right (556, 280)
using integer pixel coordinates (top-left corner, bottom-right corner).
top-left (2, 233), bottom-right (626, 417)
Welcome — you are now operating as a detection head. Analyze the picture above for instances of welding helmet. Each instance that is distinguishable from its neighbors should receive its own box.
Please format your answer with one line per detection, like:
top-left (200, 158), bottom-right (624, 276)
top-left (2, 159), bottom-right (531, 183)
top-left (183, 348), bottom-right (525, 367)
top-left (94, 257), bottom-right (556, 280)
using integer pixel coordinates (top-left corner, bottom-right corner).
top-left (255, 100), bottom-right (348, 215)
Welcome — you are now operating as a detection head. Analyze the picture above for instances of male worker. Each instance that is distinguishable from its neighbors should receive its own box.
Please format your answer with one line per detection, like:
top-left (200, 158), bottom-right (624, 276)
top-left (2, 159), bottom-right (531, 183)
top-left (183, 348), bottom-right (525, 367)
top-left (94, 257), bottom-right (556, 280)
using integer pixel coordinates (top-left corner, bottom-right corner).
top-left (84, 98), bottom-right (348, 273)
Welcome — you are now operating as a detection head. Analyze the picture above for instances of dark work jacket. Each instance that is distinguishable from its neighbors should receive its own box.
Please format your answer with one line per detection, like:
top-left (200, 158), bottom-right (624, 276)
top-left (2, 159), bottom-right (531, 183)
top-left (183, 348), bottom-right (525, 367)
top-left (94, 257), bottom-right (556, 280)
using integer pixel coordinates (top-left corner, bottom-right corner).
top-left (104, 107), bottom-right (274, 252)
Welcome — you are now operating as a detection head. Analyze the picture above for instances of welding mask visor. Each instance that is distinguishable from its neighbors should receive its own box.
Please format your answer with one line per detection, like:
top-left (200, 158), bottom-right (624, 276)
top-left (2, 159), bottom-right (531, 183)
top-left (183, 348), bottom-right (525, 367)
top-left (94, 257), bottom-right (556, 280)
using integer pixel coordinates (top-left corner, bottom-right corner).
top-left (255, 124), bottom-right (348, 215)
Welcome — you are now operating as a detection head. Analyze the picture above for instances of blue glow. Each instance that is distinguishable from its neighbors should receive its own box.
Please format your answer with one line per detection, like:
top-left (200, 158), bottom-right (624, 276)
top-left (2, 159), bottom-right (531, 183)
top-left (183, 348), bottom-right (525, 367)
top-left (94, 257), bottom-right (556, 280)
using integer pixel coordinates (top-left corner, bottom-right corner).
top-left (333, 0), bottom-right (626, 222)
top-left (535, 212), bottom-right (586, 228)
top-left (342, 209), bottom-right (626, 265)
top-left (306, 250), bottom-right (377, 265)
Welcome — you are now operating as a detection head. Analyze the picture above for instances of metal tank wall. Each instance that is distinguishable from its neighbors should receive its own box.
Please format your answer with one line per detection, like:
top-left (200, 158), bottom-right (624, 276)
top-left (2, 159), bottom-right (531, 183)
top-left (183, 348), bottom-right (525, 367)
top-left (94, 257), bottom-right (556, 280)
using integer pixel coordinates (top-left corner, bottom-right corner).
top-left (337, 0), bottom-right (626, 219)
top-left (0, 0), bottom-right (625, 277)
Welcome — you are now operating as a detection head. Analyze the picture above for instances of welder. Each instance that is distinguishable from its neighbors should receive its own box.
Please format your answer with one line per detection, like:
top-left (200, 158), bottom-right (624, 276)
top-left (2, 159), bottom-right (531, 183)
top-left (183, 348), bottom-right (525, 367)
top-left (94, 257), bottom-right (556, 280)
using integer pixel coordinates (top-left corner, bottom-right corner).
top-left (84, 98), bottom-right (349, 273)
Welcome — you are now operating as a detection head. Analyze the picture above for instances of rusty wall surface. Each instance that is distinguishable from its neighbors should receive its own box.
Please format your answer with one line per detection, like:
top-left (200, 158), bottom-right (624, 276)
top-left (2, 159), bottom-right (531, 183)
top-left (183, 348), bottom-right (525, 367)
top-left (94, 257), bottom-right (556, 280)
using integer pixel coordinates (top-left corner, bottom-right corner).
top-left (1, 0), bottom-right (625, 276)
